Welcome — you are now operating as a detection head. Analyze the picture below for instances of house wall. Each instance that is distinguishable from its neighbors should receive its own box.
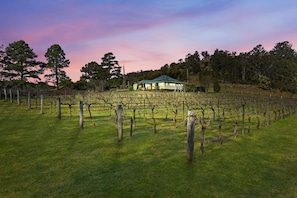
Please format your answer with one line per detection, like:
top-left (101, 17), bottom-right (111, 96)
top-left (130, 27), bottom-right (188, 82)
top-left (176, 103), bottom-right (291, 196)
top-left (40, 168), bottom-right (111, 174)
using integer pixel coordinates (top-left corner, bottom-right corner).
top-left (158, 82), bottom-right (183, 91)
top-left (145, 83), bottom-right (153, 90)
top-left (133, 82), bottom-right (183, 91)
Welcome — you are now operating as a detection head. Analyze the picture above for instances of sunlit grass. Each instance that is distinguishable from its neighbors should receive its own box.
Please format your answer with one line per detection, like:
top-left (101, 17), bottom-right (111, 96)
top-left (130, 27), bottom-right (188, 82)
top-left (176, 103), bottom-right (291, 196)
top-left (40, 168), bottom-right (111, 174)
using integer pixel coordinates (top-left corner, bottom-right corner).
top-left (0, 99), bottom-right (296, 197)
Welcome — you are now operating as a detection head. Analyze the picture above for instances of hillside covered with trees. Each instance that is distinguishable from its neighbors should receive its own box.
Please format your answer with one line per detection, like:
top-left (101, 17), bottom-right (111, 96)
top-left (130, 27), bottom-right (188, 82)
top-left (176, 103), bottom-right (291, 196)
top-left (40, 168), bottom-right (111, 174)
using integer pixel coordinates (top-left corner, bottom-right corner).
top-left (1, 40), bottom-right (297, 93)
top-left (128, 41), bottom-right (297, 93)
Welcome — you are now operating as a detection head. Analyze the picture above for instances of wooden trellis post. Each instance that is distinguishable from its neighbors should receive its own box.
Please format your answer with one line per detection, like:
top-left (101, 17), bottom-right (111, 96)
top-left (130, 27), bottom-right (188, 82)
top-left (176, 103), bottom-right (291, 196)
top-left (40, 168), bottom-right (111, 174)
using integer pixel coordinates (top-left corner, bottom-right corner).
top-left (117, 105), bottom-right (123, 141)
top-left (27, 92), bottom-right (31, 109)
top-left (57, 98), bottom-right (61, 120)
top-left (4, 88), bottom-right (7, 100)
top-left (3, 88), bottom-right (7, 100)
top-left (187, 110), bottom-right (196, 162)
top-left (9, 89), bottom-right (13, 103)
top-left (79, 101), bottom-right (84, 129)
top-left (17, 90), bottom-right (20, 105)
top-left (40, 94), bottom-right (44, 114)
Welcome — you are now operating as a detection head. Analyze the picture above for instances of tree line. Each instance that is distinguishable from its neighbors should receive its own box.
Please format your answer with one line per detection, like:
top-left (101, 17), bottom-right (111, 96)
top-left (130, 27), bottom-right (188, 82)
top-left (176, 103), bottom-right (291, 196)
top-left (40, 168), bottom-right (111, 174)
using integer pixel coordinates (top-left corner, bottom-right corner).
top-left (127, 41), bottom-right (297, 93)
top-left (1, 40), bottom-right (297, 93)
top-left (0, 40), bottom-right (122, 90)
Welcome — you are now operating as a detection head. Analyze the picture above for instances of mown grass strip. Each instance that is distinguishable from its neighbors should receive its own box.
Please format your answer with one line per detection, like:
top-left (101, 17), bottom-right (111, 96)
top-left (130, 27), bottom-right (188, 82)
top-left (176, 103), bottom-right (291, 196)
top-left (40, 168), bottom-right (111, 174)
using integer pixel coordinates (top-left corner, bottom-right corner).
top-left (0, 100), bottom-right (296, 197)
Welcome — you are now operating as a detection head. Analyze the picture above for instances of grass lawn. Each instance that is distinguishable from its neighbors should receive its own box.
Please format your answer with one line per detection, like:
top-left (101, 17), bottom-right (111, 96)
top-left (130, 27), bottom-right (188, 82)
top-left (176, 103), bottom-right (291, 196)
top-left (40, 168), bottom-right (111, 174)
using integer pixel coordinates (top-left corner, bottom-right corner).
top-left (0, 100), bottom-right (296, 197)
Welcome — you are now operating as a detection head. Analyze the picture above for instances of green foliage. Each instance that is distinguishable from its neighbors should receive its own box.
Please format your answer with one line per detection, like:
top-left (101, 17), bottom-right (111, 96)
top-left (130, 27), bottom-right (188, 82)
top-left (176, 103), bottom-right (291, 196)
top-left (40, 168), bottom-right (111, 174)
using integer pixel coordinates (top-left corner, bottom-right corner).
top-left (80, 52), bottom-right (123, 90)
top-left (45, 44), bottom-right (70, 89)
top-left (259, 75), bottom-right (271, 90)
top-left (2, 40), bottom-right (43, 83)
top-left (73, 79), bottom-right (89, 90)
top-left (100, 52), bottom-right (122, 80)
top-left (185, 83), bottom-right (196, 92)
top-left (80, 61), bottom-right (109, 90)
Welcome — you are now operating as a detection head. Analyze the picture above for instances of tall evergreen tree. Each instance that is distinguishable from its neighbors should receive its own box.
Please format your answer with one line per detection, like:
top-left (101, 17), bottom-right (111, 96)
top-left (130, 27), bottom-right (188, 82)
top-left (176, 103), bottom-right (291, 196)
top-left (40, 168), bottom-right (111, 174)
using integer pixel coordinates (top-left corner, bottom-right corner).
top-left (185, 51), bottom-right (201, 74)
top-left (100, 52), bottom-right (122, 79)
top-left (100, 52), bottom-right (122, 88)
top-left (248, 44), bottom-right (269, 80)
top-left (2, 40), bottom-right (43, 83)
top-left (80, 61), bottom-right (109, 90)
top-left (45, 44), bottom-right (70, 89)
top-left (269, 41), bottom-right (297, 91)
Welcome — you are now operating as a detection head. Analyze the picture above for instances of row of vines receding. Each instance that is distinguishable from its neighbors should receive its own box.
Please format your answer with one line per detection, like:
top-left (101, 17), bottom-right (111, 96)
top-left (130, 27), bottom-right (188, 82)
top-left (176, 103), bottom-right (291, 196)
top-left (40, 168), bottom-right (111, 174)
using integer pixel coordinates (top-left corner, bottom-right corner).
top-left (2, 88), bottom-right (297, 156)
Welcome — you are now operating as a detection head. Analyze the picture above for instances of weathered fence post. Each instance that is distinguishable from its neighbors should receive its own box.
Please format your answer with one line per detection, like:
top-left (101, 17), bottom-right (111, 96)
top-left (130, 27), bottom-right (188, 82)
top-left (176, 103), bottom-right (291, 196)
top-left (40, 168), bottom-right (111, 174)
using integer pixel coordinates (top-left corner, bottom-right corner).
top-left (79, 101), bottom-right (84, 129)
top-left (27, 92), bottom-right (31, 109)
top-left (117, 105), bottom-right (123, 141)
top-left (187, 110), bottom-right (196, 162)
top-left (9, 89), bottom-right (13, 103)
top-left (151, 107), bottom-right (157, 134)
top-left (57, 98), bottom-right (61, 120)
top-left (40, 94), bottom-right (44, 114)
top-left (4, 88), bottom-right (7, 100)
top-left (17, 90), bottom-right (20, 105)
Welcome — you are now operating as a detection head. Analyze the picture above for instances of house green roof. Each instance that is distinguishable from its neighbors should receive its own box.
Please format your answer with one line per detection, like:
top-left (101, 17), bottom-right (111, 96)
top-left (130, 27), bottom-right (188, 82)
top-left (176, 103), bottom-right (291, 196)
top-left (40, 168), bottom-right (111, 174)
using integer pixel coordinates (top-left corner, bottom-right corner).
top-left (139, 75), bottom-right (183, 84)
top-left (152, 75), bottom-right (182, 83)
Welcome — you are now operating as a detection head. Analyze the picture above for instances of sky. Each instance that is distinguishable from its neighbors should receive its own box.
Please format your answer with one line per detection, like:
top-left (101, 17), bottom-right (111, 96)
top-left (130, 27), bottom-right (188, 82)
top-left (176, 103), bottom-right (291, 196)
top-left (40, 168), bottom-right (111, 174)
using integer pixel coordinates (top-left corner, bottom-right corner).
top-left (1, 0), bottom-right (297, 82)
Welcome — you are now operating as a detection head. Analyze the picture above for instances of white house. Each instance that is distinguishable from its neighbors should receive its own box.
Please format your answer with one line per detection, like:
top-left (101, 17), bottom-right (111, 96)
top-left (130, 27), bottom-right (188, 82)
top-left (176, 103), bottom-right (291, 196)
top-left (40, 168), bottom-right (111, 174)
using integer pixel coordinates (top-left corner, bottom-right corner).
top-left (133, 75), bottom-right (184, 91)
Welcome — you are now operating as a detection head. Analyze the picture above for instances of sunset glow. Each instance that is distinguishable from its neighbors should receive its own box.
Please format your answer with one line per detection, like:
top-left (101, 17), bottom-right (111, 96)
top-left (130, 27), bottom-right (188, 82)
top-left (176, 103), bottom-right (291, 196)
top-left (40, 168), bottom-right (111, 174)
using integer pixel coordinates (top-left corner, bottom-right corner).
top-left (1, 0), bottom-right (297, 82)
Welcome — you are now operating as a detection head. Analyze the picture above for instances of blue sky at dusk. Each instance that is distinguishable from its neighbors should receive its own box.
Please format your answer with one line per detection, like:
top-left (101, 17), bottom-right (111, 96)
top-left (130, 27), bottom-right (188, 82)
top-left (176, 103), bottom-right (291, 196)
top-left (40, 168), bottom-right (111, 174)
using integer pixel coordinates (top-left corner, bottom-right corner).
top-left (1, 0), bottom-right (297, 81)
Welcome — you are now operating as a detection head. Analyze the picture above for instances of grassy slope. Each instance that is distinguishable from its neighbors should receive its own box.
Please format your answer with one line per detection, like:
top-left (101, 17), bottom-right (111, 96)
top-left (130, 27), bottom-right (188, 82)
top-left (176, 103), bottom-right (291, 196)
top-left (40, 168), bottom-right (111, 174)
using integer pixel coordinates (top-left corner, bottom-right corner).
top-left (0, 100), bottom-right (296, 197)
